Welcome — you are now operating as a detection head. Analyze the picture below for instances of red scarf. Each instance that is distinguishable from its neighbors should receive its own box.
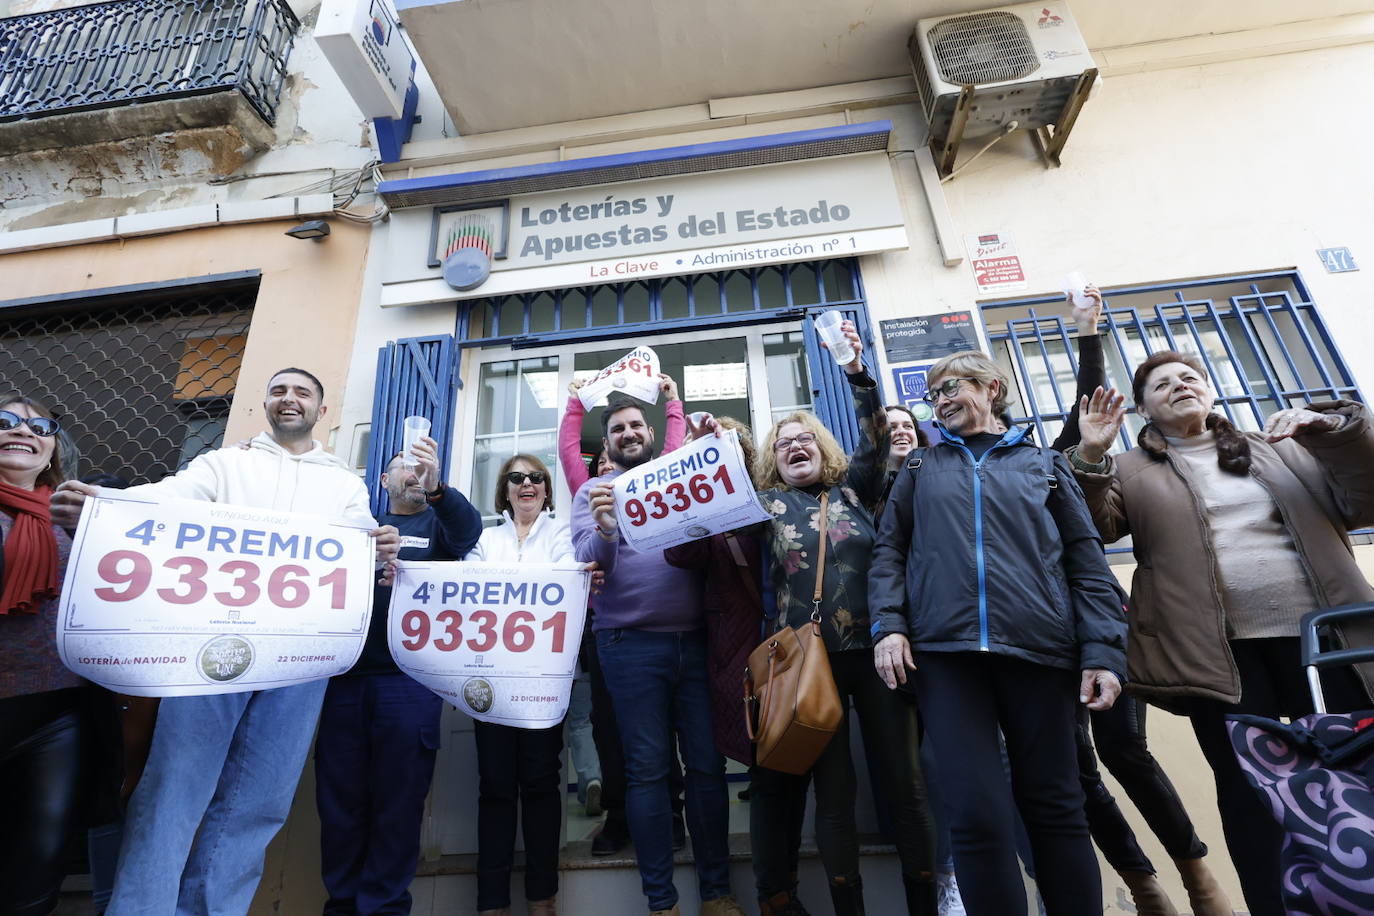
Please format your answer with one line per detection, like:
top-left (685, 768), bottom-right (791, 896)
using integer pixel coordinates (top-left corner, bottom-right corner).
top-left (0, 481), bottom-right (58, 615)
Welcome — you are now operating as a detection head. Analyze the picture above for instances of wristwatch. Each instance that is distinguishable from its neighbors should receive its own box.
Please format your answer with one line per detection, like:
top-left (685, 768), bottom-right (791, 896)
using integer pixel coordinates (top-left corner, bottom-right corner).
top-left (425, 483), bottom-right (446, 503)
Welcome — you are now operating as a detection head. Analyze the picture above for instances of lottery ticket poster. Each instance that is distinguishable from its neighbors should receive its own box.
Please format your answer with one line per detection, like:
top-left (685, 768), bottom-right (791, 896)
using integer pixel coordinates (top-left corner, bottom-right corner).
top-left (389, 561), bottom-right (590, 728)
top-left (612, 429), bottom-right (769, 553)
top-left (58, 493), bottom-right (376, 697)
top-left (577, 345), bottom-right (660, 410)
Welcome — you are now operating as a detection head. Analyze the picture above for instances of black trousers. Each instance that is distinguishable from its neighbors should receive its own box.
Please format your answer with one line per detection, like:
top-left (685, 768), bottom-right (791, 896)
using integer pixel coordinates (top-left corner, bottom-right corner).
top-left (1185, 636), bottom-right (1368, 916)
top-left (915, 652), bottom-right (1099, 916)
top-left (1076, 694), bottom-right (1207, 873)
top-left (0, 687), bottom-right (87, 916)
top-left (811, 650), bottom-right (935, 886)
top-left (748, 764), bottom-right (811, 898)
top-left (473, 720), bottom-right (565, 909)
top-left (583, 625), bottom-right (683, 826)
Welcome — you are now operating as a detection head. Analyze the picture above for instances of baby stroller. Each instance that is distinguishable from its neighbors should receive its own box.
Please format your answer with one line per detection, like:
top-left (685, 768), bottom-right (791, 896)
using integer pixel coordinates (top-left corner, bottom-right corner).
top-left (1226, 604), bottom-right (1374, 915)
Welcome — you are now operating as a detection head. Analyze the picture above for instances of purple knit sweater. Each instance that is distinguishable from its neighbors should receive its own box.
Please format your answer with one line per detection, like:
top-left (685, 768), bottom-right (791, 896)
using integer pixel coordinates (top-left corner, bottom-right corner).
top-left (572, 471), bottom-right (704, 632)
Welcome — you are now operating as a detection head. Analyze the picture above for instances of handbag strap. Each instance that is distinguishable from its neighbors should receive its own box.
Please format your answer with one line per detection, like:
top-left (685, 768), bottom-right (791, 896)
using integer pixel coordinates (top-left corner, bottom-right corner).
top-left (811, 491), bottom-right (829, 623)
top-left (724, 532), bottom-right (761, 606)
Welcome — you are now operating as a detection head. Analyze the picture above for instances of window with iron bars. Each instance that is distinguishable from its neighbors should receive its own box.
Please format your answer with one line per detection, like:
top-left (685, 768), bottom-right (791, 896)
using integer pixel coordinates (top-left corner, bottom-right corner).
top-left (459, 258), bottom-right (862, 346)
top-left (0, 275), bottom-right (258, 486)
top-left (982, 269), bottom-right (1368, 546)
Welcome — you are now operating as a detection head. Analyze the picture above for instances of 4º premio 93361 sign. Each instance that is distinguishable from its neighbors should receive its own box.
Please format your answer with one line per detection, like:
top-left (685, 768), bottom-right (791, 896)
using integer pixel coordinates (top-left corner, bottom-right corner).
top-left (611, 429), bottom-right (769, 552)
top-left (389, 561), bottom-right (591, 728)
top-left (57, 493), bottom-right (375, 697)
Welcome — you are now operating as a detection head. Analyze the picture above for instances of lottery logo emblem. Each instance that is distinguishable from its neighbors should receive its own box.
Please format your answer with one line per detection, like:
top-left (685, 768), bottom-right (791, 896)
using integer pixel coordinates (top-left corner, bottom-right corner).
top-left (612, 377), bottom-right (628, 389)
top-left (685, 525), bottom-right (711, 539)
top-left (198, 635), bottom-right (254, 683)
top-left (463, 677), bottom-right (495, 714)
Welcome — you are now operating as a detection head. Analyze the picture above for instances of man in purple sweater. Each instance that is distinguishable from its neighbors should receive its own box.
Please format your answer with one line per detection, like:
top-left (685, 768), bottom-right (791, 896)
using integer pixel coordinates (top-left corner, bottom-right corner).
top-left (574, 396), bottom-right (745, 916)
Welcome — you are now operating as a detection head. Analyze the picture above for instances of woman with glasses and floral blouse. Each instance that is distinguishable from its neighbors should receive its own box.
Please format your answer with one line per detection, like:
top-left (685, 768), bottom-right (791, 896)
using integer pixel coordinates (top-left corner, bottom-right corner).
top-left (0, 394), bottom-right (85, 915)
top-left (756, 323), bottom-right (937, 916)
top-left (465, 454), bottom-right (571, 916)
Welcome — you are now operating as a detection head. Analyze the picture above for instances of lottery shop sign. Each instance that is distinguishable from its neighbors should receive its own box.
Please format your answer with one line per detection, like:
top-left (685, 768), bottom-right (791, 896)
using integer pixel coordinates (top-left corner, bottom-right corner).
top-left (389, 561), bottom-right (590, 727)
top-left (612, 429), bottom-right (769, 552)
top-left (57, 493), bottom-right (375, 697)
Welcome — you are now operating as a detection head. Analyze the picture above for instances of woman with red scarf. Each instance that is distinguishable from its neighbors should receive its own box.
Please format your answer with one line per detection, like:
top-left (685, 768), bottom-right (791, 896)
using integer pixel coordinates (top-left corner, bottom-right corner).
top-left (0, 393), bottom-right (85, 914)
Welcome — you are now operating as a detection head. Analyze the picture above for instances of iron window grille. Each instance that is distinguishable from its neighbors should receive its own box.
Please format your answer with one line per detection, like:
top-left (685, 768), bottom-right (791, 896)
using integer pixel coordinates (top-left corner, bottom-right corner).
top-left (0, 273), bottom-right (258, 486)
top-left (0, 0), bottom-right (300, 126)
top-left (983, 270), bottom-right (1368, 546)
top-left (458, 259), bottom-right (865, 348)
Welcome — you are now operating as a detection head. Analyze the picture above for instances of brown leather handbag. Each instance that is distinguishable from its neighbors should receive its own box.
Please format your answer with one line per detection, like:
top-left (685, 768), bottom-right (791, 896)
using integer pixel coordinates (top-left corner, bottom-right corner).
top-left (743, 492), bottom-right (843, 775)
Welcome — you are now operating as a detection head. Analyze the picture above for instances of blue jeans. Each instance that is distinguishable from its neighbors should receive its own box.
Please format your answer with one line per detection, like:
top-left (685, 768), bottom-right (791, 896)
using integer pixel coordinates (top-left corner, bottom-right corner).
top-left (595, 628), bottom-right (730, 911)
top-left (567, 671), bottom-right (601, 803)
top-left (108, 680), bottom-right (328, 915)
top-left (316, 674), bottom-right (443, 915)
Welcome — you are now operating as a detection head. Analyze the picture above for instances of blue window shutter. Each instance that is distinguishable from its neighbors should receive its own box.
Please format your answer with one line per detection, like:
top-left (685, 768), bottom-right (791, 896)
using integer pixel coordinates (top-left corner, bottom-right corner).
top-left (803, 305), bottom-right (882, 453)
top-left (365, 335), bottom-right (458, 518)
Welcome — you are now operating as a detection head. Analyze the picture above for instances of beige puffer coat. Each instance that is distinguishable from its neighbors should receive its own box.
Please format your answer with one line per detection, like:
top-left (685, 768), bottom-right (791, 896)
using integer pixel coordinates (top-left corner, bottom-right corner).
top-left (1073, 400), bottom-right (1374, 707)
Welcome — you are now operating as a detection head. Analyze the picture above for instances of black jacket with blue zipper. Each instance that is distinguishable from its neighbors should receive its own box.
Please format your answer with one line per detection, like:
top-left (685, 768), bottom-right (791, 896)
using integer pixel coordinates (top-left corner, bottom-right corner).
top-left (868, 425), bottom-right (1127, 675)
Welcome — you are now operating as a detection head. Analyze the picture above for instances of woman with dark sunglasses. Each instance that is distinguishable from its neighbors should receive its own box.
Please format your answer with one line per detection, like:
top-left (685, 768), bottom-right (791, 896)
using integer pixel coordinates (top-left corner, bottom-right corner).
top-left (464, 453), bottom-right (572, 916)
top-left (0, 394), bottom-right (87, 915)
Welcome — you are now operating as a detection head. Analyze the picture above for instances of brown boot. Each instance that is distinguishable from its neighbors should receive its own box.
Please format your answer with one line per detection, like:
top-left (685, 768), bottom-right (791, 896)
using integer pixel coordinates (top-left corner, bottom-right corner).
top-left (1173, 856), bottom-right (1237, 916)
top-left (1117, 870), bottom-right (1179, 916)
top-left (529, 897), bottom-right (558, 916)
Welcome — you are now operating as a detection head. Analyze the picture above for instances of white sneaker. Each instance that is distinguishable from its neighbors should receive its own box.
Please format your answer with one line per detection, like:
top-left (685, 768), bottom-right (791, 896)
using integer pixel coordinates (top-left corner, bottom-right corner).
top-left (937, 872), bottom-right (967, 916)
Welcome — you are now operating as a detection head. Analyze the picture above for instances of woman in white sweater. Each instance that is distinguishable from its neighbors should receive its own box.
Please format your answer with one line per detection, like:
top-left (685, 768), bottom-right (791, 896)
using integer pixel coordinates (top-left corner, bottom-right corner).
top-left (467, 454), bottom-right (571, 916)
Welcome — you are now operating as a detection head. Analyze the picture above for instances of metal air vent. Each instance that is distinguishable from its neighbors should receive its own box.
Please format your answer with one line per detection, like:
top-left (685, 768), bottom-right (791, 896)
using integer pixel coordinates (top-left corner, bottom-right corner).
top-left (928, 11), bottom-right (1039, 85)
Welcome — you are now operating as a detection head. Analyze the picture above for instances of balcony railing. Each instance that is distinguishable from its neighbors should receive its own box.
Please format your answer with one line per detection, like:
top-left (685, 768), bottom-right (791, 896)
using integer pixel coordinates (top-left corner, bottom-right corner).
top-left (0, 0), bottom-right (300, 127)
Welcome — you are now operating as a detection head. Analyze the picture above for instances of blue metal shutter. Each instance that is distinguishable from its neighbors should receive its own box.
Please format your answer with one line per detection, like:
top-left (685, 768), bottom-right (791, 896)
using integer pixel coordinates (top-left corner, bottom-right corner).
top-left (365, 335), bottom-right (459, 518)
top-left (803, 305), bottom-right (882, 453)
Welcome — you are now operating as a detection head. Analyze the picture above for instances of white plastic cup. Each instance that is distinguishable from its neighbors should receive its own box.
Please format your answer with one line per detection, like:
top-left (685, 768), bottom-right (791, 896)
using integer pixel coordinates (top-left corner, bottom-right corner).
top-left (814, 310), bottom-right (856, 366)
top-left (401, 416), bottom-right (430, 467)
top-left (1064, 271), bottom-right (1093, 308)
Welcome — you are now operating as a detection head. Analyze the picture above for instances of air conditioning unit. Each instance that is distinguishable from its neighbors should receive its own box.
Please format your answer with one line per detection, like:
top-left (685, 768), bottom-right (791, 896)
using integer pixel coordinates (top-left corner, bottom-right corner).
top-left (910, 1), bottom-right (1096, 152)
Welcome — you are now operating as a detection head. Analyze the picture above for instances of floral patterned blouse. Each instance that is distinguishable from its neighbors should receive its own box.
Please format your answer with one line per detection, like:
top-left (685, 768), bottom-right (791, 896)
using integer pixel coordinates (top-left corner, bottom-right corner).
top-left (761, 372), bottom-right (889, 652)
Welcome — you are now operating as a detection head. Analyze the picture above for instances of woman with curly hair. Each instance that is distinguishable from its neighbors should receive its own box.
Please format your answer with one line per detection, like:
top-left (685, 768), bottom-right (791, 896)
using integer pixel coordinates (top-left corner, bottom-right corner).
top-left (756, 322), bottom-right (936, 915)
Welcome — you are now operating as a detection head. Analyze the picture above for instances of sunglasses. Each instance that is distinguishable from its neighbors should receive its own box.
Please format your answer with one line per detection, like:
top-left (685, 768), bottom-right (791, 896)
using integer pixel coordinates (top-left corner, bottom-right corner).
top-left (0, 410), bottom-right (60, 437)
top-left (921, 377), bottom-right (977, 405)
top-left (506, 471), bottom-right (547, 486)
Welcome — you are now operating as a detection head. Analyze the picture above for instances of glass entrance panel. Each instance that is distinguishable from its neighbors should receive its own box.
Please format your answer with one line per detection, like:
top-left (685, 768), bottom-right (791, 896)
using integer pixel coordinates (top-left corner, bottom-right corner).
top-left (473, 356), bottom-right (560, 524)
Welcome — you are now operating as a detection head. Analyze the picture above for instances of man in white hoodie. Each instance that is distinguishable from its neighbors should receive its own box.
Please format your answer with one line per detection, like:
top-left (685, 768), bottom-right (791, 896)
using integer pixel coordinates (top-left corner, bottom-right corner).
top-left (52, 367), bottom-right (400, 916)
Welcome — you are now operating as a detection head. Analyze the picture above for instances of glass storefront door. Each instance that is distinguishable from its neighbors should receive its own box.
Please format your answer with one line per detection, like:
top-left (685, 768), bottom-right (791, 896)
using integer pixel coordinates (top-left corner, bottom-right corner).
top-left (459, 323), bottom-right (812, 521)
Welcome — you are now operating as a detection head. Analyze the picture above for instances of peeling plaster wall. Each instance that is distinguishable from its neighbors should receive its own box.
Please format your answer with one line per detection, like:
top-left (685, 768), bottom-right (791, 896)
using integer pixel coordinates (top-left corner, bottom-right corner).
top-left (0, 0), bottom-right (377, 232)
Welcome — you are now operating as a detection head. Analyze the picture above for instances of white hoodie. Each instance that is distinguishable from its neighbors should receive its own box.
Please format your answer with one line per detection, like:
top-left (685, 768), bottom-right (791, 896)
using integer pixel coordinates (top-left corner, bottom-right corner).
top-left (124, 433), bottom-right (375, 526)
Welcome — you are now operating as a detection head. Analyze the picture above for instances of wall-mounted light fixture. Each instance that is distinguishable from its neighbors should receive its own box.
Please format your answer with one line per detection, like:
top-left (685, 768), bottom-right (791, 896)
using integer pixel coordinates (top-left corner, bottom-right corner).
top-left (285, 219), bottom-right (330, 240)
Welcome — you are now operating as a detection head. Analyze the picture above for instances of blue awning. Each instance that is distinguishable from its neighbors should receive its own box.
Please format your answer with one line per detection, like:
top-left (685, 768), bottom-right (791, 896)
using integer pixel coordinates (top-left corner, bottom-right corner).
top-left (377, 120), bottom-right (892, 208)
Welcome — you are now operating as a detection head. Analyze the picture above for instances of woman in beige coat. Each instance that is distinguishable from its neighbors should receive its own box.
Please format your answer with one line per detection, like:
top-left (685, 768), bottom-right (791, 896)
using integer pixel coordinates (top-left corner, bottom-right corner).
top-left (1069, 349), bottom-right (1374, 916)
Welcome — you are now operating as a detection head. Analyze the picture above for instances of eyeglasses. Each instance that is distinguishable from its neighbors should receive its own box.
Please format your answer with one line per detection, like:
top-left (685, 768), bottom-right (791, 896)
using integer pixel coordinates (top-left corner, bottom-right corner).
top-left (506, 471), bottom-right (547, 486)
top-left (0, 410), bottom-right (59, 437)
top-left (773, 432), bottom-right (817, 452)
top-left (921, 377), bottom-right (977, 405)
